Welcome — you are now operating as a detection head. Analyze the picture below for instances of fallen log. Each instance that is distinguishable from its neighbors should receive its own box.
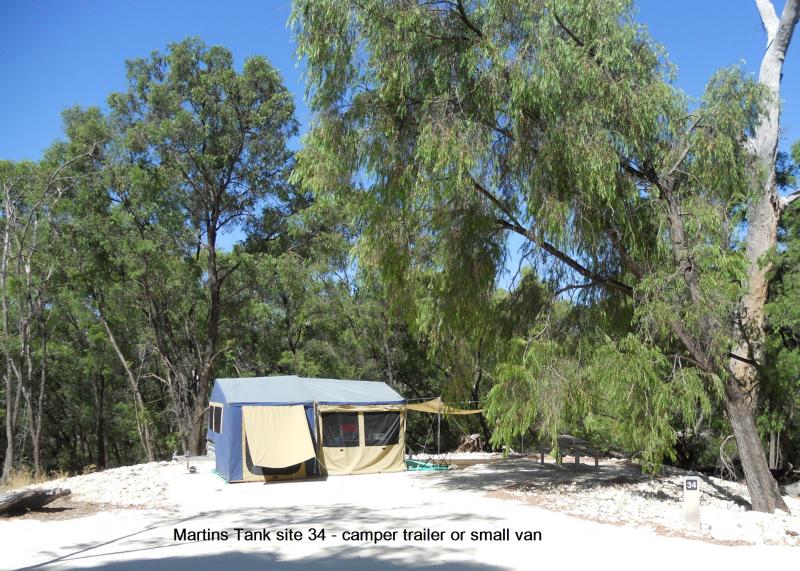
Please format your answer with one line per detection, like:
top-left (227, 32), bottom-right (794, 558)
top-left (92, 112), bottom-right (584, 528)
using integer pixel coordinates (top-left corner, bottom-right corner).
top-left (0, 487), bottom-right (71, 516)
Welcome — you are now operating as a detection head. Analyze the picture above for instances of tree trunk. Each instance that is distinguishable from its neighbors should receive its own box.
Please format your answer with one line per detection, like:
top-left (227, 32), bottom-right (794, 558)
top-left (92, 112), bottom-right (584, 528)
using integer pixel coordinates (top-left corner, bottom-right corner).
top-left (94, 374), bottom-right (107, 470)
top-left (730, 0), bottom-right (799, 401)
top-left (1, 181), bottom-right (17, 483)
top-left (112, 441), bottom-right (122, 467)
top-left (2, 402), bottom-right (13, 482)
top-left (768, 430), bottom-right (778, 470)
top-left (189, 212), bottom-right (221, 456)
top-left (30, 326), bottom-right (47, 479)
top-left (97, 302), bottom-right (155, 462)
top-left (189, 408), bottom-right (207, 457)
top-left (30, 406), bottom-right (42, 479)
top-left (0, 487), bottom-right (70, 515)
top-left (722, 0), bottom-right (799, 513)
top-left (2, 356), bottom-right (16, 482)
top-left (471, 343), bottom-right (491, 450)
top-left (725, 379), bottom-right (788, 512)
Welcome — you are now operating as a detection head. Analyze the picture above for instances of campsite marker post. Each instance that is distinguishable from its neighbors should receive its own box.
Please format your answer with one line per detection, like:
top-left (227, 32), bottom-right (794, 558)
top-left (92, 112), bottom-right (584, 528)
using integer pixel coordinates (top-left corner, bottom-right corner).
top-left (683, 476), bottom-right (700, 530)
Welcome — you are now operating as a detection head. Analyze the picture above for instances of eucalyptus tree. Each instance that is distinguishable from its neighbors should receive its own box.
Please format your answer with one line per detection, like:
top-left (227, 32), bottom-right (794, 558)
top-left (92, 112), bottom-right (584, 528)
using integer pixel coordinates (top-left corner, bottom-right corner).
top-left (46, 106), bottom-right (165, 463)
top-left (107, 38), bottom-right (298, 453)
top-left (0, 133), bottom-right (100, 481)
top-left (291, 0), bottom-right (797, 511)
top-left (236, 186), bottom-right (431, 391)
top-left (731, 3), bottom-right (800, 403)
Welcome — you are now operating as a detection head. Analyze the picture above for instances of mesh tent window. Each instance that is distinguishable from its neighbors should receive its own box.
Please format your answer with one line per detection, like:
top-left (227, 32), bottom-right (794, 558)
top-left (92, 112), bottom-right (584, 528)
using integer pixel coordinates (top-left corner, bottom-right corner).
top-left (322, 413), bottom-right (359, 447)
top-left (209, 404), bottom-right (223, 433)
top-left (364, 412), bottom-right (400, 446)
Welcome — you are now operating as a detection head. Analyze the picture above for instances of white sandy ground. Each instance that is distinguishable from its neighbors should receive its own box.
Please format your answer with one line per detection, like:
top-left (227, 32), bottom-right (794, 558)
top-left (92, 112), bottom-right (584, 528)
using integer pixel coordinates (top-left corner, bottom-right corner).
top-left (2, 456), bottom-right (799, 570)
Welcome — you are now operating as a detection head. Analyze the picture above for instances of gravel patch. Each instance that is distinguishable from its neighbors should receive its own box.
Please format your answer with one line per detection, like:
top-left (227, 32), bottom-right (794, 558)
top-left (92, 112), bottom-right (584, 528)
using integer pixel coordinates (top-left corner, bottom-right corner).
top-left (455, 457), bottom-right (800, 546)
top-left (18, 461), bottom-right (181, 510)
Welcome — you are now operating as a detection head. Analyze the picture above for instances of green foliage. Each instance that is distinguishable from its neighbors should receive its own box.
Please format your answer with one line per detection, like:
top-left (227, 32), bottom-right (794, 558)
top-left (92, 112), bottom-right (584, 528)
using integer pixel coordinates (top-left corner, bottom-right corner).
top-left (584, 335), bottom-right (719, 469)
top-left (486, 298), bottom-right (719, 469)
top-left (761, 142), bottom-right (800, 461)
top-left (110, 37), bottom-right (297, 222)
top-left (2, 38), bottom-right (358, 473)
top-left (486, 337), bottom-right (583, 449)
top-left (291, 0), bottom-right (775, 469)
top-left (0, 3), bottom-right (794, 481)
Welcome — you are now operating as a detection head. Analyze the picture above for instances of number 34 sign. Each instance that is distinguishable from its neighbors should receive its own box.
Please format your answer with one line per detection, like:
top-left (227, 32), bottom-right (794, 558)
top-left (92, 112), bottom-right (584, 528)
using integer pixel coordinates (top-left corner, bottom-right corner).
top-left (683, 477), bottom-right (700, 529)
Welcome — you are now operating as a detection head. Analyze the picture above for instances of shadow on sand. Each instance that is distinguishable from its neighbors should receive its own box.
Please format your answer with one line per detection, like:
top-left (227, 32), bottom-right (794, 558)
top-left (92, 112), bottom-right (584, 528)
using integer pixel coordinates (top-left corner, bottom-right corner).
top-left (418, 457), bottom-right (751, 509)
top-left (416, 457), bottom-right (645, 493)
top-left (42, 551), bottom-right (502, 570)
top-left (17, 502), bottom-right (506, 571)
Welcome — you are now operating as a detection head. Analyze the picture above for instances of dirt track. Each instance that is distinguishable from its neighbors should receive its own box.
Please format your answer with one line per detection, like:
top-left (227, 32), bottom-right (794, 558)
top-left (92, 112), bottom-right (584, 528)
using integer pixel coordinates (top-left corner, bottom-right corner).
top-left (2, 457), bottom-right (798, 570)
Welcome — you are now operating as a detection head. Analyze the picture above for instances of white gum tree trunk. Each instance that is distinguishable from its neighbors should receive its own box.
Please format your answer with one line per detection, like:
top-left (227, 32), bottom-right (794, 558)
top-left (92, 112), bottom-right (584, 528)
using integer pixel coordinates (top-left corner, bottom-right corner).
top-left (730, 0), bottom-right (800, 396)
top-left (726, 0), bottom-right (798, 514)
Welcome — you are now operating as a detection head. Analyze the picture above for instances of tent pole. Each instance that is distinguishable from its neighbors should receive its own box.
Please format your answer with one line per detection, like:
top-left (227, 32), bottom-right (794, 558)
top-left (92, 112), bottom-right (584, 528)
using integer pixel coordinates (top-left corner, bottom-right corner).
top-left (313, 401), bottom-right (320, 477)
top-left (437, 412), bottom-right (441, 456)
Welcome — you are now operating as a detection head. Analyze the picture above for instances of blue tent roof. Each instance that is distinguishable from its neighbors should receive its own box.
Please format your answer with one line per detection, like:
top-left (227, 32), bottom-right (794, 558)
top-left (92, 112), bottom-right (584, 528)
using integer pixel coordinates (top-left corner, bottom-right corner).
top-left (213, 375), bottom-right (404, 405)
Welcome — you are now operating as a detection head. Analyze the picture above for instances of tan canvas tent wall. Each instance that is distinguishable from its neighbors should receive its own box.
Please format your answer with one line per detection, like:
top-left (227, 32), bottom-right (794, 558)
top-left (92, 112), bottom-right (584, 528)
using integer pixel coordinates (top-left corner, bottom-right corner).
top-left (317, 404), bottom-right (406, 475)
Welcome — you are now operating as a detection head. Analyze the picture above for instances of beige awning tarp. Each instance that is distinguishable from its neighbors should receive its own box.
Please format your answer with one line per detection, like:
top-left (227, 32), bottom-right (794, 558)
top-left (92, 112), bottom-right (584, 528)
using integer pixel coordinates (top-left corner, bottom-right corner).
top-left (242, 405), bottom-right (315, 468)
top-left (406, 397), bottom-right (483, 415)
top-left (317, 404), bottom-right (404, 413)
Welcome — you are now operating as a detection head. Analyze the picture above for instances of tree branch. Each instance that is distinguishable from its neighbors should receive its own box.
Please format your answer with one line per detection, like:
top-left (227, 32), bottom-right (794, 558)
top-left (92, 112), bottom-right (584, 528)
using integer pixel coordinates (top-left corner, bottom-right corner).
top-left (606, 228), bottom-right (645, 279)
top-left (661, 185), bottom-right (703, 307)
top-left (664, 113), bottom-right (705, 179)
top-left (755, 0), bottom-right (780, 44)
top-left (552, 11), bottom-right (584, 47)
top-left (670, 318), bottom-right (714, 372)
top-left (728, 352), bottom-right (758, 367)
top-left (780, 190), bottom-right (800, 210)
top-left (617, 153), bottom-right (651, 182)
top-left (456, 0), bottom-right (482, 38)
top-left (671, 353), bottom-right (706, 369)
top-left (552, 10), bottom-right (604, 67)
top-left (773, 0), bottom-right (800, 55)
top-left (470, 178), bottom-right (634, 297)
top-left (553, 282), bottom-right (595, 296)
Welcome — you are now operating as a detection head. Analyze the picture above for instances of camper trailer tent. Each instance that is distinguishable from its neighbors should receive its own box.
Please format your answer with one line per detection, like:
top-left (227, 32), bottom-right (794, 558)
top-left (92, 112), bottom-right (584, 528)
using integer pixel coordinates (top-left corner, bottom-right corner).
top-left (207, 376), bottom-right (406, 482)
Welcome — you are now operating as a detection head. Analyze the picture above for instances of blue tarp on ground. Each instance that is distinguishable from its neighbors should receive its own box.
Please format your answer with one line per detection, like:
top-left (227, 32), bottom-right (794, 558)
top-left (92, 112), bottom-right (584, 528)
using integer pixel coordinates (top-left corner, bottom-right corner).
top-left (206, 375), bottom-right (404, 481)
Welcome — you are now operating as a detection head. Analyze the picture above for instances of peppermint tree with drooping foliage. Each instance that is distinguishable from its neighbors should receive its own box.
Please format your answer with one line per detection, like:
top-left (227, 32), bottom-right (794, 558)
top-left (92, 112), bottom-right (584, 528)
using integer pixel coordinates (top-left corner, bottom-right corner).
top-left (291, 0), bottom-right (798, 512)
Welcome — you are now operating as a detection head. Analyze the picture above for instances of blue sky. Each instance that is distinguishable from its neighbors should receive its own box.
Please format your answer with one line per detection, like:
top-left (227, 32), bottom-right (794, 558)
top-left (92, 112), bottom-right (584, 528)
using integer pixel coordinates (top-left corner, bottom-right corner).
top-left (0, 0), bottom-right (306, 159)
top-left (0, 0), bottom-right (797, 254)
top-left (1, 1), bottom-right (796, 160)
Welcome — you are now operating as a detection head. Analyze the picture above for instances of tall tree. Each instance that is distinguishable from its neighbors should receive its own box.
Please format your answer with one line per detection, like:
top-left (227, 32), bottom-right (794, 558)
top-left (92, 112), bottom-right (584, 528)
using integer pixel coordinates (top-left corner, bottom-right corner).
top-left (726, 0), bottom-right (799, 498)
top-left (107, 38), bottom-right (297, 453)
top-left (0, 138), bottom-right (98, 481)
top-left (47, 106), bottom-right (166, 463)
top-left (291, 0), bottom-right (797, 511)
